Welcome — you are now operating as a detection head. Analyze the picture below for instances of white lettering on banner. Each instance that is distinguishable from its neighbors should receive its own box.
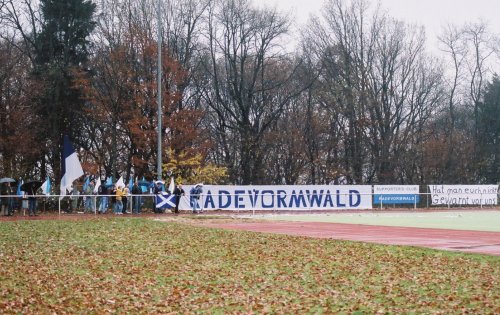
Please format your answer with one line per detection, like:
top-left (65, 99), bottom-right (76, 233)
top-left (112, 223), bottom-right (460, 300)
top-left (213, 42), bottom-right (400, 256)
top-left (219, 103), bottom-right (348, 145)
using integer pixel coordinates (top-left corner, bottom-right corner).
top-left (178, 185), bottom-right (372, 211)
top-left (428, 185), bottom-right (498, 205)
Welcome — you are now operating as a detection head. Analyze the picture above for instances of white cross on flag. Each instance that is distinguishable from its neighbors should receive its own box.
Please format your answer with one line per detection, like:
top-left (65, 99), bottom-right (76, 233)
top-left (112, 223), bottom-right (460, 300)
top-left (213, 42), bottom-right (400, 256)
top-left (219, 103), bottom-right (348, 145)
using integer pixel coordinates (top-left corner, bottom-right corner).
top-left (155, 191), bottom-right (177, 209)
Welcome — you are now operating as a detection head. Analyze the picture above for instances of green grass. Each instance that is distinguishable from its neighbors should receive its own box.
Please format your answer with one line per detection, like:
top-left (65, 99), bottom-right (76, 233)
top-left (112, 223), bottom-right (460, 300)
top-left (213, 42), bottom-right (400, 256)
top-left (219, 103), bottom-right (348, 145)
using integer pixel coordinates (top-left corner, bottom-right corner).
top-left (260, 210), bottom-right (500, 231)
top-left (0, 218), bottom-right (498, 313)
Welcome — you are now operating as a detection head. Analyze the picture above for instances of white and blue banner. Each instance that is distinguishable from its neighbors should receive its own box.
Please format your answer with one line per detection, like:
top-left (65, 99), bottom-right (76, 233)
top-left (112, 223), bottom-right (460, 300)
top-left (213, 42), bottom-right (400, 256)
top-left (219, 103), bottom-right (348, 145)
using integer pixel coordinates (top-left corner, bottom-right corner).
top-left (179, 185), bottom-right (372, 211)
top-left (429, 185), bottom-right (498, 206)
top-left (374, 185), bottom-right (420, 204)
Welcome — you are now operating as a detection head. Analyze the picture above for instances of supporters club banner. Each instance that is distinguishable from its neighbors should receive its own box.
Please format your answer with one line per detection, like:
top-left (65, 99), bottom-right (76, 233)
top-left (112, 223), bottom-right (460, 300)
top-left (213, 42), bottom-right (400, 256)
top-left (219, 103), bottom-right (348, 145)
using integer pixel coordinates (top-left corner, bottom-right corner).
top-left (373, 185), bottom-right (420, 204)
top-left (180, 185), bottom-right (373, 211)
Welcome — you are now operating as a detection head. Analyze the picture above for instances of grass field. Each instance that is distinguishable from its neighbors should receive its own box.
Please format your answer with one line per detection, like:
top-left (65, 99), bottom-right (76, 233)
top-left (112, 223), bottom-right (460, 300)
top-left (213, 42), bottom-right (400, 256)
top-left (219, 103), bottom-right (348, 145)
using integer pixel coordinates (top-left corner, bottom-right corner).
top-left (256, 210), bottom-right (500, 232)
top-left (0, 217), bottom-right (499, 313)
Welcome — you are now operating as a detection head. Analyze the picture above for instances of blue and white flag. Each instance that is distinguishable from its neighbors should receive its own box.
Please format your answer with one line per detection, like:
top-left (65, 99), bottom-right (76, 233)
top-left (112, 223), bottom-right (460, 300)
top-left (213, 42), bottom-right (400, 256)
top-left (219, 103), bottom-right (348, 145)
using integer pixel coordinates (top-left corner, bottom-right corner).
top-left (60, 135), bottom-right (84, 198)
top-left (140, 177), bottom-right (148, 193)
top-left (155, 191), bottom-right (177, 209)
top-left (41, 177), bottom-right (51, 195)
top-left (116, 176), bottom-right (125, 188)
top-left (93, 177), bottom-right (101, 193)
top-left (168, 177), bottom-right (175, 193)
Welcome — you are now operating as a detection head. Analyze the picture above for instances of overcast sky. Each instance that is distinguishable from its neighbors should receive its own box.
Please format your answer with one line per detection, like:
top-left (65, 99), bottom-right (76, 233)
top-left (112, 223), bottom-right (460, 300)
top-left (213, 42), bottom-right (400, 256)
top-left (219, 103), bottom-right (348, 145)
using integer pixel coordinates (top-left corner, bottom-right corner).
top-left (253, 0), bottom-right (500, 54)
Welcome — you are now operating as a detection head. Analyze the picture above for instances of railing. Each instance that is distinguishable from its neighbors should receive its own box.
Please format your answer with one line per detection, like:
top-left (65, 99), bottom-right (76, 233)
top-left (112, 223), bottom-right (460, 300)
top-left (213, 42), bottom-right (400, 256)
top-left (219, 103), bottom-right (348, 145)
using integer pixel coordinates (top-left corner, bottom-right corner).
top-left (0, 192), bottom-right (498, 216)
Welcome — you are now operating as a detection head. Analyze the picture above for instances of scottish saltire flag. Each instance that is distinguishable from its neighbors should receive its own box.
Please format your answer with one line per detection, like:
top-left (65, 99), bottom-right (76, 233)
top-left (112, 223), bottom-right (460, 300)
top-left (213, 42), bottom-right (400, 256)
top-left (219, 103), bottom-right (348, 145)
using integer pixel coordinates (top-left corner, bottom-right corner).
top-left (93, 177), bottom-right (101, 193)
top-left (60, 135), bottom-right (84, 198)
top-left (168, 177), bottom-right (175, 193)
top-left (155, 191), bottom-right (177, 209)
top-left (41, 177), bottom-right (51, 195)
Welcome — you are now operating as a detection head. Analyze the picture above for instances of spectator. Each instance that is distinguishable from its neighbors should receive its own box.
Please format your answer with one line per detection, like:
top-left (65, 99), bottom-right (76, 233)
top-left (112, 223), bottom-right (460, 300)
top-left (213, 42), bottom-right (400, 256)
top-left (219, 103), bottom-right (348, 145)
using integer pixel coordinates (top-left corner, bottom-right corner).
top-left (190, 184), bottom-right (203, 214)
top-left (114, 186), bottom-right (123, 214)
top-left (122, 186), bottom-right (130, 214)
top-left (131, 181), bottom-right (142, 214)
top-left (68, 185), bottom-right (80, 213)
top-left (110, 186), bottom-right (117, 211)
top-left (84, 180), bottom-right (95, 213)
top-left (27, 185), bottom-right (38, 216)
top-left (173, 184), bottom-right (185, 214)
top-left (98, 180), bottom-right (108, 214)
top-left (153, 182), bottom-right (162, 213)
top-left (1, 183), bottom-right (13, 216)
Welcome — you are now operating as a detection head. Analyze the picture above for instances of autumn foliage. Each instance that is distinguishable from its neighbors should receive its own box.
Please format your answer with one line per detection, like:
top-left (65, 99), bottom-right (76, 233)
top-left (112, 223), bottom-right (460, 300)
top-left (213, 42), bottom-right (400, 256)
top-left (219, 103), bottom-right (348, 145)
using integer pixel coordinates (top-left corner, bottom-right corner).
top-left (0, 218), bottom-right (497, 313)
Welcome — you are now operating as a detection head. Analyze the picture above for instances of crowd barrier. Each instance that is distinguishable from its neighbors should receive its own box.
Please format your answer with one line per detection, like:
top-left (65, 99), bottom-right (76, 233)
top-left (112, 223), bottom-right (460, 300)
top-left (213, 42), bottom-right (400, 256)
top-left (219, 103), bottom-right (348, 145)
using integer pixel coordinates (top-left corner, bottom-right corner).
top-left (0, 192), bottom-right (499, 216)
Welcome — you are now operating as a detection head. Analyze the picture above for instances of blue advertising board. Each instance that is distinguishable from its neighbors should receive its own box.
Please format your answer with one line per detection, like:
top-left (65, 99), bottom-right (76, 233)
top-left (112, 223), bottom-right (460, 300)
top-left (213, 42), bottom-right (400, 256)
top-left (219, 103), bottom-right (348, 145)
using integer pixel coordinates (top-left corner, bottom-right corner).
top-left (373, 194), bottom-right (419, 204)
top-left (373, 185), bottom-right (420, 205)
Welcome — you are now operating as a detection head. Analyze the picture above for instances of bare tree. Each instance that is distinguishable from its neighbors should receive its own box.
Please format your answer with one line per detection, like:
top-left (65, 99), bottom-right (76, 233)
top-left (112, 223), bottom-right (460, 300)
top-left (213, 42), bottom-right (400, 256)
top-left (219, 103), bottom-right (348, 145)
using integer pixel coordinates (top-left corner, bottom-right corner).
top-left (0, 37), bottom-right (43, 178)
top-left (437, 24), bottom-right (468, 182)
top-left (200, 0), bottom-right (302, 184)
top-left (163, 0), bottom-right (210, 110)
top-left (463, 22), bottom-right (496, 139)
top-left (437, 21), bottom-right (498, 182)
top-left (303, 0), bottom-right (444, 184)
top-left (0, 0), bottom-right (42, 64)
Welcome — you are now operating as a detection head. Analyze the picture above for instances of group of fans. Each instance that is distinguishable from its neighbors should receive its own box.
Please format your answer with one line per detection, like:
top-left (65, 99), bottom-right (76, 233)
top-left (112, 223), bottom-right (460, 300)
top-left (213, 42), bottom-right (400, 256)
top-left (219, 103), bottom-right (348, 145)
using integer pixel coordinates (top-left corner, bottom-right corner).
top-left (66, 179), bottom-right (204, 215)
top-left (0, 177), bottom-right (205, 216)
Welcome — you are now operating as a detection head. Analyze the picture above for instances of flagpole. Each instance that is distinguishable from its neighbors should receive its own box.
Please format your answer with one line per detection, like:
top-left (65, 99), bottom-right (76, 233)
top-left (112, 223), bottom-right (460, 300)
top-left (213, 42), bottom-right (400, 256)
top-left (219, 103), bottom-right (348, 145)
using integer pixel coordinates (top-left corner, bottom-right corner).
top-left (156, 0), bottom-right (162, 181)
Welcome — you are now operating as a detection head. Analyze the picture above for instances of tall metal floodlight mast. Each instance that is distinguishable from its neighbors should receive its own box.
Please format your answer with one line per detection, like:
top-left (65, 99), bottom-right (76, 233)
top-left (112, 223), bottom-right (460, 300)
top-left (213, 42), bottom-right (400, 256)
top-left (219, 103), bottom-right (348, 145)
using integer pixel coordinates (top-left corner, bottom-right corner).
top-left (156, 0), bottom-right (162, 181)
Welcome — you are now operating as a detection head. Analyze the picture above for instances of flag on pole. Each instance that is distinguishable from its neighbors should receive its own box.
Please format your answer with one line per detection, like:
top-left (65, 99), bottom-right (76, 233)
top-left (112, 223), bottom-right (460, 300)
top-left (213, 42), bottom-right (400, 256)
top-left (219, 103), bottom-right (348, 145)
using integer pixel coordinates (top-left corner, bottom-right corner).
top-left (17, 179), bottom-right (23, 196)
top-left (116, 176), bottom-right (125, 188)
top-left (41, 177), bottom-right (51, 195)
top-left (141, 176), bottom-right (148, 193)
top-left (60, 135), bottom-right (84, 198)
top-left (168, 177), bottom-right (175, 193)
top-left (94, 177), bottom-right (101, 194)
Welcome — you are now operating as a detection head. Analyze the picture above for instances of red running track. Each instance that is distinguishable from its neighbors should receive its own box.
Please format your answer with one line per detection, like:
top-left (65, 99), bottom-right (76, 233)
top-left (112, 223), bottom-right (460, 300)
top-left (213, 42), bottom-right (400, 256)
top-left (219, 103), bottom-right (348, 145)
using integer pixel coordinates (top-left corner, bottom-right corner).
top-left (206, 221), bottom-right (500, 256)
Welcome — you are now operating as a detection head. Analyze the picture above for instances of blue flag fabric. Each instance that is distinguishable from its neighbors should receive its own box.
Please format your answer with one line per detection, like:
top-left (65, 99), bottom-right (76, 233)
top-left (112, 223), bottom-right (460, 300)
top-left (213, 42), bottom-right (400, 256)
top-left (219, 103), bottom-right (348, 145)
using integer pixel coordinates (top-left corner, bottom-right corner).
top-left (17, 180), bottom-right (23, 196)
top-left (105, 177), bottom-right (113, 187)
top-left (83, 176), bottom-right (90, 192)
top-left (41, 177), bottom-right (51, 195)
top-left (46, 177), bottom-right (51, 195)
top-left (155, 191), bottom-right (177, 209)
top-left (128, 177), bottom-right (134, 192)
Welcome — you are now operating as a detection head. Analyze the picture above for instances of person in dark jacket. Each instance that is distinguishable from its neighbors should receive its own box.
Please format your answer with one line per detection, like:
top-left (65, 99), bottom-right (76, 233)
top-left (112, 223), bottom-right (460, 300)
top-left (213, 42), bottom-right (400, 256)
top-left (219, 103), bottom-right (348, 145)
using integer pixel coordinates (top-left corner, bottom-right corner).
top-left (1, 183), bottom-right (13, 216)
top-left (131, 181), bottom-right (142, 214)
top-left (173, 184), bottom-right (185, 214)
top-left (27, 185), bottom-right (38, 216)
top-left (98, 181), bottom-right (108, 214)
top-left (190, 184), bottom-right (203, 214)
top-left (153, 182), bottom-right (162, 213)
